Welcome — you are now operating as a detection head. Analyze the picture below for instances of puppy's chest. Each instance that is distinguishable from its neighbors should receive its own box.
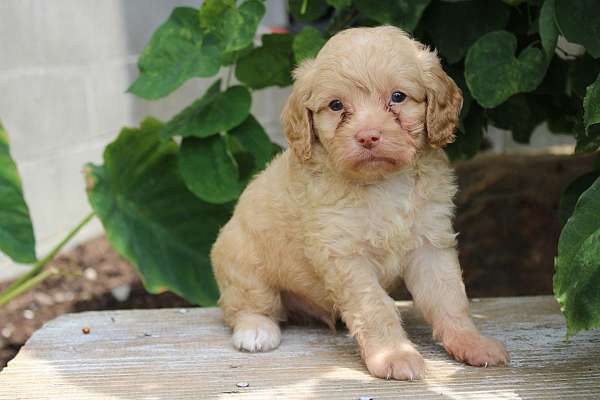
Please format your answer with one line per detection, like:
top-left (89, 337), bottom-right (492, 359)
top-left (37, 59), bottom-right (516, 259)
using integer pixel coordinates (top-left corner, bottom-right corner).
top-left (318, 176), bottom-right (422, 256)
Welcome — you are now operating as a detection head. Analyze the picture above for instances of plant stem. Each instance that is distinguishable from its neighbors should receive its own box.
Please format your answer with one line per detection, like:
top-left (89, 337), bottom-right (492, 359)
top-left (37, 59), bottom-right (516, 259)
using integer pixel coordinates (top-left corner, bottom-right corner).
top-left (0, 212), bottom-right (95, 306)
top-left (225, 66), bottom-right (233, 90)
top-left (0, 268), bottom-right (59, 306)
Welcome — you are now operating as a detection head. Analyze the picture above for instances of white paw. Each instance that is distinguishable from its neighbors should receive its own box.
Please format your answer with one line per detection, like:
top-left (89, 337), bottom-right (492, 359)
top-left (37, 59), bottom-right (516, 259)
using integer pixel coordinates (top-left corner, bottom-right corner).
top-left (232, 314), bottom-right (281, 353)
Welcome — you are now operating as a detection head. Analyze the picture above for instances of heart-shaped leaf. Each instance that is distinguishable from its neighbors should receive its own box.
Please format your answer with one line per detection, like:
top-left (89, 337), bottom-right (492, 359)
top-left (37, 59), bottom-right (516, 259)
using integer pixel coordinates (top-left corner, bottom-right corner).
top-left (86, 118), bottom-right (230, 305)
top-left (423, 0), bottom-right (510, 64)
top-left (554, 176), bottom-right (600, 336)
top-left (488, 95), bottom-right (546, 143)
top-left (179, 114), bottom-right (273, 204)
top-left (179, 135), bottom-right (241, 204)
top-left (539, 0), bottom-right (558, 58)
top-left (0, 123), bottom-right (36, 263)
top-left (199, 0), bottom-right (265, 53)
top-left (556, 0), bottom-right (600, 59)
top-left (162, 80), bottom-right (251, 139)
top-left (293, 26), bottom-right (326, 63)
top-left (128, 7), bottom-right (222, 100)
top-left (465, 31), bottom-right (547, 108)
top-left (289, 0), bottom-right (329, 22)
top-left (559, 171), bottom-right (600, 225)
top-left (355, 0), bottom-right (431, 32)
top-left (236, 33), bottom-right (294, 89)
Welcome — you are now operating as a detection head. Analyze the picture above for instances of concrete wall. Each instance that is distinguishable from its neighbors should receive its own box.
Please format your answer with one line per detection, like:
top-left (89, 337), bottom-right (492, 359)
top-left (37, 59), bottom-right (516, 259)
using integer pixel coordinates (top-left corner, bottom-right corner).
top-left (0, 0), bottom-right (289, 281)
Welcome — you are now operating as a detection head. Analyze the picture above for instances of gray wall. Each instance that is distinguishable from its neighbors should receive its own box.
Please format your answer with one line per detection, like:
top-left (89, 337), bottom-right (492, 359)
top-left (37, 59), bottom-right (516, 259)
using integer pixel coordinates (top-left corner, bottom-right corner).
top-left (0, 0), bottom-right (289, 280)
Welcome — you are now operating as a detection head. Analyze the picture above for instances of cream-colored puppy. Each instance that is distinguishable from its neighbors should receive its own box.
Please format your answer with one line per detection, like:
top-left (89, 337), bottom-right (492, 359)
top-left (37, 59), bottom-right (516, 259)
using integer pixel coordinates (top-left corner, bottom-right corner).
top-left (211, 26), bottom-right (508, 380)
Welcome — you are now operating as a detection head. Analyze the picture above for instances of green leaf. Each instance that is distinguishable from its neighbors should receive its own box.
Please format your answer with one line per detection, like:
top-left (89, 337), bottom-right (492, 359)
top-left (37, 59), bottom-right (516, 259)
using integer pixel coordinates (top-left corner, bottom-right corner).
top-left (199, 0), bottom-right (265, 53)
top-left (568, 54), bottom-right (600, 98)
top-left (355, 0), bottom-right (431, 32)
top-left (555, 0), bottom-right (600, 59)
top-left (236, 33), bottom-right (295, 89)
top-left (0, 123), bottom-right (36, 263)
top-left (162, 80), bottom-right (251, 139)
top-left (289, 0), bottom-right (329, 21)
top-left (293, 26), bottom-right (326, 63)
top-left (583, 73), bottom-right (600, 132)
top-left (423, 0), bottom-right (510, 64)
top-left (488, 95), bottom-right (543, 143)
top-left (85, 118), bottom-right (230, 305)
top-left (179, 135), bottom-right (241, 204)
top-left (554, 176), bottom-right (600, 335)
top-left (559, 171), bottom-right (600, 226)
top-left (229, 114), bottom-right (273, 170)
top-left (327, 0), bottom-right (351, 9)
top-left (539, 0), bottom-right (558, 58)
top-left (128, 7), bottom-right (222, 100)
top-left (220, 43), bottom-right (254, 66)
top-left (179, 114), bottom-right (273, 204)
top-left (465, 31), bottom-right (547, 108)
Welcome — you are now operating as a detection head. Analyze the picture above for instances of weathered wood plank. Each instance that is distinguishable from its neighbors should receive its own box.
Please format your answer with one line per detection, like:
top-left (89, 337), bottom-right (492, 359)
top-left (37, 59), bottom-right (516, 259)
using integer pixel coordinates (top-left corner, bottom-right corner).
top-left (1, 296), bottom-right (599, 399)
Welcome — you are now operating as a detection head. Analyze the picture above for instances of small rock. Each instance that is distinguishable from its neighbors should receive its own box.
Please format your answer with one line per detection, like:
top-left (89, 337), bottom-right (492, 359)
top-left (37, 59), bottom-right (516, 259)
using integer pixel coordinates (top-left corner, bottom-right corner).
top-left (111, 284), bottom-right (131, 302)
top-left (53, 292), bottom-right (66, 303)
top-left (83, 267), bottom-right (98, 281)
top-left (82, 327), bottom-right (91, 335)
top-left (178, 309), bottom-right (188, 314)
top-left (236, 382), bottom-right (250, 388)
top-left (33, 292), bottom-right (54, 306)
top-left (1, 323), bottom-right (15, 338)
top-left (23, 309), bottom-right (35, 320)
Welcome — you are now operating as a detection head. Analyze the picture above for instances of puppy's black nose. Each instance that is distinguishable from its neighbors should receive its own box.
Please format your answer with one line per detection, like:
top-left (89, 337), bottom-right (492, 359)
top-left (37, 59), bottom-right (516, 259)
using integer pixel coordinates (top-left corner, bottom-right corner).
top-left (355, 129), bottom-right (381, 149)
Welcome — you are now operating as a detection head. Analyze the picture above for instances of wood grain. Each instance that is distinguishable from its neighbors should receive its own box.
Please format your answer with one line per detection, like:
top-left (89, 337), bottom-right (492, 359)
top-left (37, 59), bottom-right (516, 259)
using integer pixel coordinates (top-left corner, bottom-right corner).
top-left (1, 296), bottom-right (599, 399)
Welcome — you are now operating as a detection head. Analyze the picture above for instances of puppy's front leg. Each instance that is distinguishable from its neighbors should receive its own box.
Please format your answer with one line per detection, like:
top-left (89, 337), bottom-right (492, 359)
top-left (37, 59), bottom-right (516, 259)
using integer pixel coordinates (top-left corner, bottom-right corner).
top-left (404, 241), bottom-right (509, 366)
top-left (320, 256), bottom-right (425, 380)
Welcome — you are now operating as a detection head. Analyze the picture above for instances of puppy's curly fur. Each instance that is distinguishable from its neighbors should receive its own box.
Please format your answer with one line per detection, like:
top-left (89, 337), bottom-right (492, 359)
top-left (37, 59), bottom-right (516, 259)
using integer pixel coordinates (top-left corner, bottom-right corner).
top-left (211, 26), bottom-right (508, 380)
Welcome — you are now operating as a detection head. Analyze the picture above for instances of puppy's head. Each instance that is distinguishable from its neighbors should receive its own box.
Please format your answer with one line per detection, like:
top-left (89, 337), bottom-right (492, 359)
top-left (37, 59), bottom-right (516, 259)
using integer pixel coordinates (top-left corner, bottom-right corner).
top-left (281, 26), bottom-right (462, 181)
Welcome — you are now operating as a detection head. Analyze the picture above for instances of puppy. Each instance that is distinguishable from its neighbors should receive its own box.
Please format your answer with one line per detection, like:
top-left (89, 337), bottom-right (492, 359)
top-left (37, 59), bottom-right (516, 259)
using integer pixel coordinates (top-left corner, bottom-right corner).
top-left (211, 26), bottom-right (508, 380)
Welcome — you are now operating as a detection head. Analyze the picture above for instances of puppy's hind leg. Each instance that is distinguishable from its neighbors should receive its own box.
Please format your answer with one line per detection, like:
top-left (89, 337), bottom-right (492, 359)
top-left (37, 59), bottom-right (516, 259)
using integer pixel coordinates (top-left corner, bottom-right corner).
top-left (211, 228), bottom-right (283, 353)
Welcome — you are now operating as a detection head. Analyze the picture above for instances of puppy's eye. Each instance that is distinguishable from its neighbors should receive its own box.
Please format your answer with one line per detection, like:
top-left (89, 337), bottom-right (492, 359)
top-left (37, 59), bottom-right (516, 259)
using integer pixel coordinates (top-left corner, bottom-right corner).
top-left (329, 99), bottom-right (344, 111)
top-left (390, 91), bottom-right (407, 104)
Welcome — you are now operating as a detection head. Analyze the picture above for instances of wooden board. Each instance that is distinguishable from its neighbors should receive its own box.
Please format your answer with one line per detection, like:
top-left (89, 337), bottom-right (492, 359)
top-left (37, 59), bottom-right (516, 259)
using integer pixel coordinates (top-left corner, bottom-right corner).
top-left (1, 296), bottom-right (599, 399)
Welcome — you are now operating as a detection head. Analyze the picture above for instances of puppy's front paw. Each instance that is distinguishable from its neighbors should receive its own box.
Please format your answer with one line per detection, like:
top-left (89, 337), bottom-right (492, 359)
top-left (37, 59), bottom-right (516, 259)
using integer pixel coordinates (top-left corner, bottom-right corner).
top-left (232, 314), bottom-right (281, 353)
top-left (365, 343), bottom-right (426, 380)
top-left (443, 331), bottom-right (509, 367)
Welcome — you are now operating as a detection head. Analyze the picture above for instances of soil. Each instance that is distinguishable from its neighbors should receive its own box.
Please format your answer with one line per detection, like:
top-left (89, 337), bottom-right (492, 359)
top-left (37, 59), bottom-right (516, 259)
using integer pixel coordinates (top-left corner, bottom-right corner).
top-left (0, 152), bottom-right (596, 371)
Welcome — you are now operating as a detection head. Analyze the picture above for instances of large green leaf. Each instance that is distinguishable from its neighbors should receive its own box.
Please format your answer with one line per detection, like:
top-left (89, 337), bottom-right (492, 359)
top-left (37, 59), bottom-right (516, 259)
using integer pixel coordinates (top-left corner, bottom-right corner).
top-left (583, 74), bottom-right (600, 132)
top-left (539, 0), bottom-right (558, 58)
top-left (0, 123), bottom-right (36, 263)
top-left (162, 80), bottom-right (251, 139)
top-left (128, 8), bottom-right (222, 100)
top-left (354, 0), bottom-right (431, 32)
top-left (199, 0), bottom-right (265, 53)
top-left (179, 114), bottom-right (273, 204)
top-left (293, 26), bottom-right (326, 63)
top-left (228, 114), bottom-right (273, 171)
top-left (554, 176), bottom-right (600, 335)
top-left (555, 0), bottom-right (600, 59)
top-left (423, 0), bottom-right (510, 64)
top-left (559, 171), bottom-right (600, 226)
top-left (179, 135), bottom-right (241, 204)
top-left (236, 33), bottom-right (294, 89)
top-left (289, 0), bottom-right (329, 22)
top-left (465, 31), bottom-right (547, 108)
top-left (85, 118), bottom-right (230, 305)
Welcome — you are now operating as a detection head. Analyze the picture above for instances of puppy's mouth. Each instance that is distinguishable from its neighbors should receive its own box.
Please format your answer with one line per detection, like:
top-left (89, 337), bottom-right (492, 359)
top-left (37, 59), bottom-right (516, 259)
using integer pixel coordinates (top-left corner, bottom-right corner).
top-left (353, 153), bottom-right (397, 167)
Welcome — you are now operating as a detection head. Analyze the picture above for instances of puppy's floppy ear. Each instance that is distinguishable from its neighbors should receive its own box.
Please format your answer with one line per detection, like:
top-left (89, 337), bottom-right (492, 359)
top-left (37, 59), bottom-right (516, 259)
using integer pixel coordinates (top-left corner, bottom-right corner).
top-left (419, 48), bottom-right (463, 148)
top-left (281, 60), bottom-right (316, 161)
